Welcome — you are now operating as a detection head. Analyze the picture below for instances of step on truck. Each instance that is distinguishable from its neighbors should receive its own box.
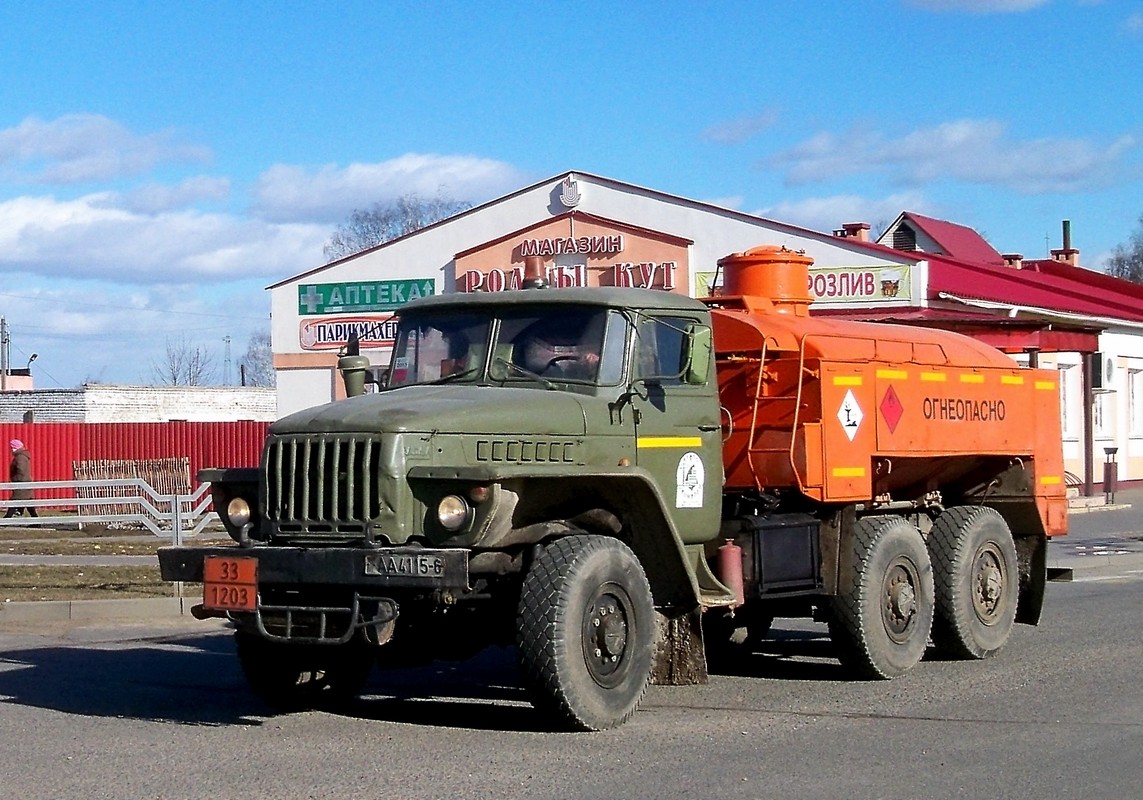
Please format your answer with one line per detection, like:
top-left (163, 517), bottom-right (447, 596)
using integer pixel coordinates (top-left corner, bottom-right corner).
top-left (159, 245), bottom-right (1068, 730)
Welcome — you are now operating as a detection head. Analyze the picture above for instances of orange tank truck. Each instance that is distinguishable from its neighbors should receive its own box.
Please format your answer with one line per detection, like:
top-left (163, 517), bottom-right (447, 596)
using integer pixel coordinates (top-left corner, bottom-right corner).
top-left (701, 245), bottom-right (1066, 677)
top-left (165, 243), bottom-right (1070, 729)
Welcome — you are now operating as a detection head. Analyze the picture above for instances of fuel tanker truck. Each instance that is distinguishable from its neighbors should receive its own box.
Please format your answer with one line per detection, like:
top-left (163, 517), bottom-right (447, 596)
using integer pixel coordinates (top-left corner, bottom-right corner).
top-left (159, 245), bottom-right (1067, 730)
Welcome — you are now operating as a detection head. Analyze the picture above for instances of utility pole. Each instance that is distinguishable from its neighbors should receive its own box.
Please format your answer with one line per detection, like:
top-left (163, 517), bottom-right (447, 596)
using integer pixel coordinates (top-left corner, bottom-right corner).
top-left (1, 317), bottom-right (8, 392)
top-left (223, 335), bottom-right (232, 385)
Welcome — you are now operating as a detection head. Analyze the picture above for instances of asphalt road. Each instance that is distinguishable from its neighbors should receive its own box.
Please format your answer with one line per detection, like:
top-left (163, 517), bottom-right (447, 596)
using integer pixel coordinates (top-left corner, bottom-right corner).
top-left (0, 572), bottom-right (1141, 800)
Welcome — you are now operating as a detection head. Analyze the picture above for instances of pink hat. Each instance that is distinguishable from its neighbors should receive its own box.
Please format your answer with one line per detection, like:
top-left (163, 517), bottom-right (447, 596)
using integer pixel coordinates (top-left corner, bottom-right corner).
top-left (9, 440), bottom-right (22, 450)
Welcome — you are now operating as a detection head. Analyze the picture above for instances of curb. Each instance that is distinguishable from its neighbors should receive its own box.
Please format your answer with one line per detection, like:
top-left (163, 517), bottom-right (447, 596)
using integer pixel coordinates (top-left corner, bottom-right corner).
top-left (0, 596), bottom-right (193, 624)
top-left (1067, 502), bottom-right (1132, 515)
top-left (1048, 550), bottom-right (1143, 580)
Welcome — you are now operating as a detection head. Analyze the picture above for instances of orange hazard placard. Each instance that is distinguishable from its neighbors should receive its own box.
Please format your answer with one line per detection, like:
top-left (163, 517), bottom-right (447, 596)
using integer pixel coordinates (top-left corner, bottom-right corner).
top-left (202, 555), bottom-right (258, 611)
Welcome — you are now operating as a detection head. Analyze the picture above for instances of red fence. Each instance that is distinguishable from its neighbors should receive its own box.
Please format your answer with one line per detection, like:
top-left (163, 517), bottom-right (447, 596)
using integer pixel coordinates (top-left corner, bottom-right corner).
top-left (0, 421), bottom-right (270, 484)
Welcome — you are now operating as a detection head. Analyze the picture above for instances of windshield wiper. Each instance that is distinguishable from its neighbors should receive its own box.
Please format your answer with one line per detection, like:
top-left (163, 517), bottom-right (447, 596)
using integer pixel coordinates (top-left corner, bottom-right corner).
top-left (491, 357), bottom-right (554, 389)
top-left (422, 368), bottom-right (479, 386)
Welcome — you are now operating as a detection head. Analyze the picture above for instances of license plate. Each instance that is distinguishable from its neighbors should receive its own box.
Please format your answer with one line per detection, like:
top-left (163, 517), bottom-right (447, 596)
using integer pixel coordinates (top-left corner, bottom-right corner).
top-left (364, 552), bottom-right (445, 578)
top-left (202, 555), bottom-right (258, 611)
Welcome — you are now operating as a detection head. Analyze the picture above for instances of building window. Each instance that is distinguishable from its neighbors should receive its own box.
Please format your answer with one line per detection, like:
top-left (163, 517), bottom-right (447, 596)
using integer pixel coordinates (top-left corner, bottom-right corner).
top-left (1131, 368), bottom-right (1143, 435)
top-left (1094, 390), bottom-right (1106, 436)
top-left (1059, 365), bottom-right (1075, 438)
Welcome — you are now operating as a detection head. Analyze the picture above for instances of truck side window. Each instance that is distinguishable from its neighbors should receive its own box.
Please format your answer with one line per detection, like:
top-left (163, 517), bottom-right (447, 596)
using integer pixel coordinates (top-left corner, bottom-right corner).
top-left (635, 315), bottom-right (694, 385)
top-left (597, 311), bottom-right (626, 385)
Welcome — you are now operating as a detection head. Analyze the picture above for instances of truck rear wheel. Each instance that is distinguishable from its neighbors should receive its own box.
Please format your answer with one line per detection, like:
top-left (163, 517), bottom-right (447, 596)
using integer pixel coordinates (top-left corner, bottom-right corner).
top-left (828, 516), bottom-right (934, 679)
top-left (928, 506), bottom-right (1018, 659)
top-left (235, 631), bottom-right (374, 711)
top-left (516, 534), bottom-right (655, 731)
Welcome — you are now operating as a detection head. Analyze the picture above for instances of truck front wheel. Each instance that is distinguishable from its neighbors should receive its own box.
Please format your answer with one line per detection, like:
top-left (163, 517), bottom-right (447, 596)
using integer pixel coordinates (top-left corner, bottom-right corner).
top-left (235, 631), bottom-right (374, 711)
top-left (516, 535), bottom-right (655, 731)
top-left (928, 506), bottom-right (1018, 659)
top-left (828, 516), bottom-right (934, 679)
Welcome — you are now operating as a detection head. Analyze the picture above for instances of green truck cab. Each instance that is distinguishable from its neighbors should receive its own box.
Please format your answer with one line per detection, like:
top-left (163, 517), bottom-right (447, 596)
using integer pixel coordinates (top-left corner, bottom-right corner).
top-left (159, 286), bottom-right (729, 730)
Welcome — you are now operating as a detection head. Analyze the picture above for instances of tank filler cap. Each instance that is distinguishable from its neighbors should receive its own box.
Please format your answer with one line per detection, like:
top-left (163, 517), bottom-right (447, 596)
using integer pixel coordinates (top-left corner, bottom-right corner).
top-left (716, 245), bottom-right (815, 316)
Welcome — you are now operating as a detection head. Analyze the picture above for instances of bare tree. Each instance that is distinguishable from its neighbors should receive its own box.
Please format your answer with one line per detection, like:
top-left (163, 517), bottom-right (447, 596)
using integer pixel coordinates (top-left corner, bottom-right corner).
top-left (150, 335), bottom-right (217, 386)
top-left (241, 331), bottom-right (276, 387)
top-left (1107, 214), bottom-right (1143, 283)
top-left (324, 192), bottom-right (472, 262)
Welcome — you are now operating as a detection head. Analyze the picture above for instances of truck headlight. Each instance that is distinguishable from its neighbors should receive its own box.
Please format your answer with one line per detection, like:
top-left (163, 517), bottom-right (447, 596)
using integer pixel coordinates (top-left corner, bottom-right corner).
top-left (437, 494), bottom-right (472, 531)
top-left (226, 497), bottom-right (253, 528)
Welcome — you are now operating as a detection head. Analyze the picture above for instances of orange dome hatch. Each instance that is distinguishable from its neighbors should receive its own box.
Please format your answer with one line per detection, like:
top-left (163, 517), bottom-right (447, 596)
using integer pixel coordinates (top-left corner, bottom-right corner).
top-left (717, 245), bottom-right (815, 316)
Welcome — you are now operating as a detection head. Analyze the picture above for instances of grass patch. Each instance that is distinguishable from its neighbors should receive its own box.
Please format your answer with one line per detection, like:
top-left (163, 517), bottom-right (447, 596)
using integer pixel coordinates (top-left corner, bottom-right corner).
top-left (0, 565), bottom-right (199, 602)
top-left (1, 538), bottom-right (230, 557)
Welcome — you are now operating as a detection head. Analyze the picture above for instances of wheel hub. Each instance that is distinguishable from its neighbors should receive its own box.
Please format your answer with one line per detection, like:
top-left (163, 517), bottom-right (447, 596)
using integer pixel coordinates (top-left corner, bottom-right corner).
top-left (882, 560), bottom-right (919, 642)
top-left (584, 587), bottom-right (632, 686)
top-left (973, 544), bottom-right (1007, 623)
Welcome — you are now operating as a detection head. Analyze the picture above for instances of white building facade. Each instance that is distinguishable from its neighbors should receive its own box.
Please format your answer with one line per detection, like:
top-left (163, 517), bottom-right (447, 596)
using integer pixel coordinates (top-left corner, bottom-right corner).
top-left (269, 172), bottom-right (920, 417)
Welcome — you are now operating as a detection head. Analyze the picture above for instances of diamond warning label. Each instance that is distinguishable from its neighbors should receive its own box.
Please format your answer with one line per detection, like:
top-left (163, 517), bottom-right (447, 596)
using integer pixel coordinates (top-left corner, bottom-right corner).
top-left (880, 385), bottom-right (904, 433)
top-left (837, 389), bottom-right (863, 442)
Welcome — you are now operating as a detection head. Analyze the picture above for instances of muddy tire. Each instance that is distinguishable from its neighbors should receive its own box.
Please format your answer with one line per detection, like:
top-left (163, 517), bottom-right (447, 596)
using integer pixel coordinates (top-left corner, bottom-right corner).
top-left (516, 535), bottom-right (655, 731)
top-left (928, 506), bottom-right (1019, 659)
top-left (235, 631), bottom-right (374, 711)
top-left (828, 516), bottom-right (934, 679)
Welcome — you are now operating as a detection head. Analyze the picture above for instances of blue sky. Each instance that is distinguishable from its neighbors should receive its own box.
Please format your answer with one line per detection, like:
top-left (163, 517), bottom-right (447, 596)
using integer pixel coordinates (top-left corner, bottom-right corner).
top-left (1, 0), bottom-right (1141, 387)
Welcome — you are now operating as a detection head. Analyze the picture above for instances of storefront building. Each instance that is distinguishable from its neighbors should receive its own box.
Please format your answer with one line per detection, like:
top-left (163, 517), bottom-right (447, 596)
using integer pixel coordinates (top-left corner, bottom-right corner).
top-left (268, 172), bottom-right (1143, 493)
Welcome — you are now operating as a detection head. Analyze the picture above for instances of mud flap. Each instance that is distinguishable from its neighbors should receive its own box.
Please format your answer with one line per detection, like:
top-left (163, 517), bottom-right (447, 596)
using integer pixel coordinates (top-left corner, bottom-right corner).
top-left (1015, 534), bottom-right (1047, 625)
top-left (651, 607), bottom-right (708, 685)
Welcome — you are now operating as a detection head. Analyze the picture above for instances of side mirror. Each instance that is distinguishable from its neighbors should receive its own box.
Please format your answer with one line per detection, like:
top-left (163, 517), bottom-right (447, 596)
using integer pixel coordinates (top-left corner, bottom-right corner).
top-left (681, 323), bottom-right (712, 385)
top-left (339, 354), bottom-right (372, 397)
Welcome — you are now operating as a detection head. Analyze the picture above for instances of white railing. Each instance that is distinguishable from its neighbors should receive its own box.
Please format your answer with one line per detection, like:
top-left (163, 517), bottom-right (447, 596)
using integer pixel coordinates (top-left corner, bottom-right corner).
top-left (0, 479), bottom-right (215, 545)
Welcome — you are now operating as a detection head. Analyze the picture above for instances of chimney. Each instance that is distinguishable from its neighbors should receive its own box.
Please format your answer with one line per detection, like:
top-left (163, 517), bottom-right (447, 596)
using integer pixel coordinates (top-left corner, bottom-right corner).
top-left (1049, 219), bottom-right (1080, 266)
top-left (1002, 253), bottom-right (1024, 269)
top-left (833, 222), bottom-right (870, 242)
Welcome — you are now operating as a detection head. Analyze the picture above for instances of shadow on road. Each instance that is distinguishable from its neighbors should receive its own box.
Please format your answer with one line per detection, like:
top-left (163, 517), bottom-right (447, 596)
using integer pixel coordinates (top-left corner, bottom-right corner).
top-left (0, 624), bottom-right (913, 729)
top-left (705, 624), bottom-right (854, 681)
top-left (0, 631), bottom-right (266, 726)
top-left (0, 633), bottom-right (545, 730)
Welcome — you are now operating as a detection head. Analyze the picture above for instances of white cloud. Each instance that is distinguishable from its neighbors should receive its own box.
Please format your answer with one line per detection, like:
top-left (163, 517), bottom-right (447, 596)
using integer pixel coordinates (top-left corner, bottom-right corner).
top-left (769, 119), bottom-right (1140, 194)
top-left (904, 0), bottom-right (1049, 12)
top-left (700, 111), bottom-right (780, 145)
top-left (0, 193), bottom-right (327, 283)
top-left (1124, 12), bottom-right (1143, 36)
top-left (117, 176), bottom-right (232, 214)
top-left (250, 153), bottom-right (529, 223)
top-left (758, 192), bottom-right (930, 235)
top-left (0, 114), bottom-right (211, 184)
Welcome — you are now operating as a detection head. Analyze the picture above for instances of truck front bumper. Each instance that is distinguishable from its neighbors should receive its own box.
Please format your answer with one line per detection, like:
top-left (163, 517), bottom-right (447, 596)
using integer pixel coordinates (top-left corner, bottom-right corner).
top-left (158, 545), bottom-right (472, 644)
top-left (157, 545), bottom-right (470, 592)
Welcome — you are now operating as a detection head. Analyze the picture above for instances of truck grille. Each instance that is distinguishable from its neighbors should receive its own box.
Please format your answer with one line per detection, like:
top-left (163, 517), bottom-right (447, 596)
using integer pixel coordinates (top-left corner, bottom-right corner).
top-left (263, 434), bottom-right (384, 538)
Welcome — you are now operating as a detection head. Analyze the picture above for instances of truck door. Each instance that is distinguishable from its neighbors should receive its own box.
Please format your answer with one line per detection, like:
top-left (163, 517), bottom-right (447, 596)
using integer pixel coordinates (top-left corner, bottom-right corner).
top-left (630, 312), bottom-right (723, 545)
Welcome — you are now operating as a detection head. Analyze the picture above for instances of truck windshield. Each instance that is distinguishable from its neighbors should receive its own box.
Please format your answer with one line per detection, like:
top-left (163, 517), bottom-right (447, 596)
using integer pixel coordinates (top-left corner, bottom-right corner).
top-left (388, 313), bottom-right (491, 387)
top-left (388, 307), bottom-right (623, 388)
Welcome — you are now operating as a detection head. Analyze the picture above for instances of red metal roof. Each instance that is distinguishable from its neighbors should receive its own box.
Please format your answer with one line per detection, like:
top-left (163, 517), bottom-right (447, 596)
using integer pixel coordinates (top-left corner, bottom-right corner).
top-left (897, 212), bottom-right (1006, 267)
top-left (926, 254), bottom-right (1143, 323)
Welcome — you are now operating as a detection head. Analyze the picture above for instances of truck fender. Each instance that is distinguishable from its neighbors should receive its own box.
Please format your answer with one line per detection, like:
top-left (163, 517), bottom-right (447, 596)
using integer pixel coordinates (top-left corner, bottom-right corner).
top-left (510, 472), bottom-right (704, 612)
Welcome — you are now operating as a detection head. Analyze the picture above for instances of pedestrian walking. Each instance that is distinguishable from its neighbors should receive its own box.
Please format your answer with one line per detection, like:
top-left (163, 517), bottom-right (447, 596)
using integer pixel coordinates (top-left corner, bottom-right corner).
top-left (6, 439), bottom-right (37, 518)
